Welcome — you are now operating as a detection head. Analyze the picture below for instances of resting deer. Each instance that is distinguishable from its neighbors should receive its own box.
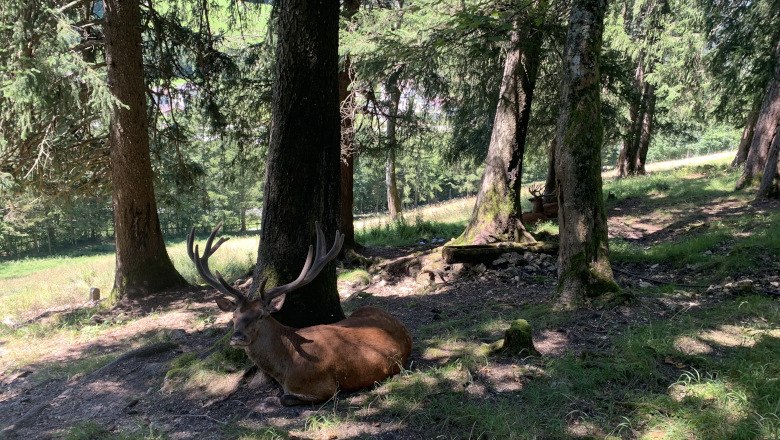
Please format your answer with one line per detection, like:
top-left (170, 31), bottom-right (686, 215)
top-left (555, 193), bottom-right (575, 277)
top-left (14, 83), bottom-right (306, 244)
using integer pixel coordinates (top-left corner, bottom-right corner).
top-left (187, 223), bottom-right (412, 406)
top-left (528, 184), bottom-right (558, 219)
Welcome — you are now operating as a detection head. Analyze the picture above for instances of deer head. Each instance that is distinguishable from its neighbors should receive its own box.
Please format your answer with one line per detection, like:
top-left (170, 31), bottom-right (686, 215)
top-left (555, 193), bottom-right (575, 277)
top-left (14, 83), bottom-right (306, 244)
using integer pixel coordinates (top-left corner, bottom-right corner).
top-left (527, 184), bottom-right (545, 214)
top-left (187, 222), bottom-right (344, 347)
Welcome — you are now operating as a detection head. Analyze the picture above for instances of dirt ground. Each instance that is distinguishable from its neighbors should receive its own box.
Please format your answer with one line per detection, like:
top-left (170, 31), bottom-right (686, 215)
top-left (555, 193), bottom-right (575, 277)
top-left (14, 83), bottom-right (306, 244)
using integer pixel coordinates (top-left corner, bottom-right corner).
top-left (1, 195), bottom-right (778, 439)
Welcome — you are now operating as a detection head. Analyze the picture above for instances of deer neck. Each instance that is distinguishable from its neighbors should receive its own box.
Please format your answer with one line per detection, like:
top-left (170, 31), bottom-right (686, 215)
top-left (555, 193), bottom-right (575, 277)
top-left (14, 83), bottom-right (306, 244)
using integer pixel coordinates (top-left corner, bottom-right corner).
top-left (244, 317), bottom-right (297, 381)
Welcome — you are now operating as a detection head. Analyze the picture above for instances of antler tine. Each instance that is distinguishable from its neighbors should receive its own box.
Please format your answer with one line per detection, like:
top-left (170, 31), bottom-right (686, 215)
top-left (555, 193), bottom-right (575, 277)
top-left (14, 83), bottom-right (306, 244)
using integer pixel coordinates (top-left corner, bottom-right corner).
top-left (187, 224), bottom-right (247, 304)
top-left (261, 223), bottom-right (344, 302)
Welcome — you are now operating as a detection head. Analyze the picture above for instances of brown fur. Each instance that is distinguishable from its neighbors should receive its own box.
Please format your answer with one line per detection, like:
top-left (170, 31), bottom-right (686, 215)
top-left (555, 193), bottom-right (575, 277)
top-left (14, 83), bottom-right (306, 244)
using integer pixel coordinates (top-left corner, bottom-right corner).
top-left (226, 302), bottom-right (412, 405)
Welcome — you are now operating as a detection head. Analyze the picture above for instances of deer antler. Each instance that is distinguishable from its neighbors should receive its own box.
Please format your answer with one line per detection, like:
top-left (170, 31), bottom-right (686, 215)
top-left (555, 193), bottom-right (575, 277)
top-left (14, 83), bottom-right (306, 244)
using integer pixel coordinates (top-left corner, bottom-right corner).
top-left (187, 223), bottom-right (248, 304)
top-left (188, 222), bottom-right (344, 306)
top-left (528, 183), bottom-right (544, 198)
top-left (260, 222), bottom-right (345, 303)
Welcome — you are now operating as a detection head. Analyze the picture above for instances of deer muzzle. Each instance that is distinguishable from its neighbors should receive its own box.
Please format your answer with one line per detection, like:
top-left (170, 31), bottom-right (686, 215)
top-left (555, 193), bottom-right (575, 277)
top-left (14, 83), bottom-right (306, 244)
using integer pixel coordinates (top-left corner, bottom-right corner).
top-left (230, 332), bottom-right (250, 347)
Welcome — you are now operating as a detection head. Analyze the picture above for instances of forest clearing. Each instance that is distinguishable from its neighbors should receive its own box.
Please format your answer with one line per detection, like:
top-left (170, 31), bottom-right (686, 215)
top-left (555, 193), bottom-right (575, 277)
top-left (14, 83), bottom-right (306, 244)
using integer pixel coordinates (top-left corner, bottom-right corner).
top-left (3, 0), bottom-right (780, 438)
top-left (2, 158), bottom-right (779, 439)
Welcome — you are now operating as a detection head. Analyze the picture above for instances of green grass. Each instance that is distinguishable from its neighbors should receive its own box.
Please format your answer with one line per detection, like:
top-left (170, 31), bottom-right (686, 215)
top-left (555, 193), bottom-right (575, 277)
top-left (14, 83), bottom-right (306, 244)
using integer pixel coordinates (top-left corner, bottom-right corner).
top-left (356, 218), bottom-right (466, 247)
top-left (363, 295), bottom-right (780, 439)
top-left (0, 235), bottom-right (259, 323)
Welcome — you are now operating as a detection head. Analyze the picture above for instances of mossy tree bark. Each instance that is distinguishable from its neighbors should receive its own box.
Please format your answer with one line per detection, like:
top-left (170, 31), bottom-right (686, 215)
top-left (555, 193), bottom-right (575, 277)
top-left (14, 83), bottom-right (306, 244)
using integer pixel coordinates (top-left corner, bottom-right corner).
top-left (757, 124), bottom-right (780, 198)
top-left (461, 22), bottom-right (543, 244)
top-left (736, 39), bottom-right (780, 190)
top-left (554, 0), bottom-right (619, 308)
top-left (339, 0), bottom-right (361, 250)
top-left (104, 0), bottom-right (186, 300)
top-left (258, 0), bottom-right (344, 328)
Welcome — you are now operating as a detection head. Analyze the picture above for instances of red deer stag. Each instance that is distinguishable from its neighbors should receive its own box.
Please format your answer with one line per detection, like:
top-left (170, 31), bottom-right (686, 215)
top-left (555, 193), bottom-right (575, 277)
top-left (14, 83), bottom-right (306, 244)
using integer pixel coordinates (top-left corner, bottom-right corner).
top-left (528, 184), bottom-right (558, 219)
top-left (187, 223), bottom-right (412, 406)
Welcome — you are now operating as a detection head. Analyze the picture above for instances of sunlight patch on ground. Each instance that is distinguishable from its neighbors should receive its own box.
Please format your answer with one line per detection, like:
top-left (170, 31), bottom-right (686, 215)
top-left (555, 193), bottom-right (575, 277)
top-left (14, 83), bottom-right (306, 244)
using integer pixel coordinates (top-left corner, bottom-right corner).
top-left (673, 336), bottom-right (713, 355)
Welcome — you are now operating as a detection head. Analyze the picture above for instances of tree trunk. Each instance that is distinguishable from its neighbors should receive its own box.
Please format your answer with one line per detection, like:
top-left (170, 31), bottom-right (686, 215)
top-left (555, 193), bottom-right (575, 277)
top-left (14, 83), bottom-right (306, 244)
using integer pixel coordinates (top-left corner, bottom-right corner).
top-left (757, 126), bottom-right (780, 198)
top-left (257, 0), bottom-right (344, 328)
top-left (732, 102), bottom-right (760, 167)
top-left (635, 83), bottom-right (656, 174)
top-left (339, 0), bottom-right (361, 250)
top-left (104, 0), bottom-right (186, 299)
top-left (385, 68), bottom-right (404, 221)
top-left (736, 39), bottom-right (780, 190)
top-left (616, 61), bottom-right (645, 177)
top-left (461, 24), bottom-right (543, 244)
top-left (554, 0), bottom-right (618, 308)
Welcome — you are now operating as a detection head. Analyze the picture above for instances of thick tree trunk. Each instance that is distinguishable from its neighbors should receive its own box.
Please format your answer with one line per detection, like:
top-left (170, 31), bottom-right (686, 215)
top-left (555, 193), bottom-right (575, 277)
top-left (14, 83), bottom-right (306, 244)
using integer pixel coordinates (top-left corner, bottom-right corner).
top-left (339, 0), bottom-right (361, 250)
top-left (257, 0), bottom-right (344, 328)
top-left (736, 39), bottom-right (780, 190)
top-left (385, 68), bottom-right (404, 221)
top-left (635, 83), bottom-right (656, 174)
top-left (104, 0), bottom-right (185, 299)
top-left (732, 103), bottom-right (760, 167)
top-left (554, 0), bottom-right (618, 308)
top-left (757, 126), bottom-right (780, 198)
top-left (461, 24), bottom-right (542, 244)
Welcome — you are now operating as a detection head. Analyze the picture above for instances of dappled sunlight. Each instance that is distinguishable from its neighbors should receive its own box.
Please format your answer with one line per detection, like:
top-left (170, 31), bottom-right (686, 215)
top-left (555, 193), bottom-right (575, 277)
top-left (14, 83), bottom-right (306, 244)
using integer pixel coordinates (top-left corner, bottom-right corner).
top-left (535, 329), bottom-right (571, 356)
top-left (673, 335), bottom-right (713, 355)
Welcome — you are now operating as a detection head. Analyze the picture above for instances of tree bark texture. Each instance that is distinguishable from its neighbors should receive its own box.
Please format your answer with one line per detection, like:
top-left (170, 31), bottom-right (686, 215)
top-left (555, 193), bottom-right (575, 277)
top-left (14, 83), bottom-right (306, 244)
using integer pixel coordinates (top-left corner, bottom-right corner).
top-left (736, 39), bottom-right (780, 190)
top-left (757, 123), bottom-right (780, 198)
top-left (385, 68), bottom-right (404, 221)
top-left (732, 102), bottom-right (760, 167)
top-left (554, 0), bottom-right (618, 307)
top-left (461, 25), bottom-right (543, 244)
top-left (258, 0), bottom-right (344, 328)
top-left (104, 0), bottom-right (185, 299)
top-left (635, 83), bottom-right (656, 174)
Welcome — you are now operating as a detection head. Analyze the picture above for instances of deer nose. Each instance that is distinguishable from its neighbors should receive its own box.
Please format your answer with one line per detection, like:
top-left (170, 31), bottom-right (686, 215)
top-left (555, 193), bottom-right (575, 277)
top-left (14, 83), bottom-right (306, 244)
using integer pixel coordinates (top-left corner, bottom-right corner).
top-left (230, 332), bottom-right (249, 346)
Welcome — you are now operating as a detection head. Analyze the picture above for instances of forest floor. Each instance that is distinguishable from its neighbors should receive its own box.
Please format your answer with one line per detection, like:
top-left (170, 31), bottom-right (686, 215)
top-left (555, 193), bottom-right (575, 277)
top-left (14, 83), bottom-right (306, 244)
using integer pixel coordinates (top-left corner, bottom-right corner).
top-left (1, 160), bottom-right (780, 439)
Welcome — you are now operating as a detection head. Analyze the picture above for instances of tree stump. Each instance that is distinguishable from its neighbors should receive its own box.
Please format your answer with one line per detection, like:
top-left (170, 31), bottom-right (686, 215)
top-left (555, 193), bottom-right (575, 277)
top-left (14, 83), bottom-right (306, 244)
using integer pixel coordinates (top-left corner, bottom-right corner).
top-left (494, 319), bottom-right (539, 356)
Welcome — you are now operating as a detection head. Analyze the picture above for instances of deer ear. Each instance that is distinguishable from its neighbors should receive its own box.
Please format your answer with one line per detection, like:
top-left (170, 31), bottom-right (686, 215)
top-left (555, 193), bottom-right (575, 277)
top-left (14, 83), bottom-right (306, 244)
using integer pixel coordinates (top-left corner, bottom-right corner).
top-left (266, 294), bottom-right (286, 313)
top-left (215, 297), bottom-right (236, 312)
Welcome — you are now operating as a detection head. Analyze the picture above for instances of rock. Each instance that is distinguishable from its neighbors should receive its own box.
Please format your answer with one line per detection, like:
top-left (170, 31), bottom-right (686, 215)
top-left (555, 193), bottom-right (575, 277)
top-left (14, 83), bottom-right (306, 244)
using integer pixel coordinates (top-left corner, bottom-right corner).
top-left (89, 287), bottom-right (101, 301)
top-left (703, 250), bottom-right (713, 256)
top-left (638, 280), bottom-right (653, 288)
top-left (771, 281), bottom-right (780, 288)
